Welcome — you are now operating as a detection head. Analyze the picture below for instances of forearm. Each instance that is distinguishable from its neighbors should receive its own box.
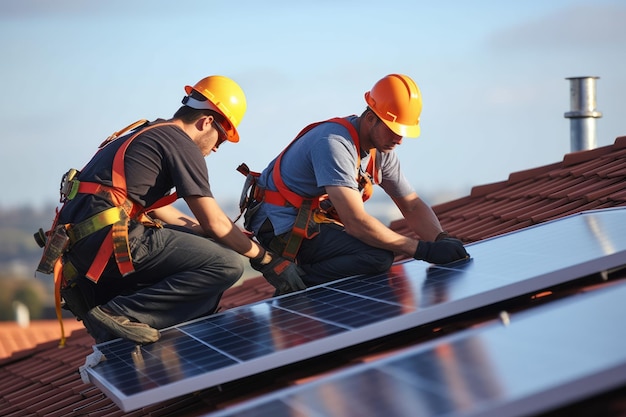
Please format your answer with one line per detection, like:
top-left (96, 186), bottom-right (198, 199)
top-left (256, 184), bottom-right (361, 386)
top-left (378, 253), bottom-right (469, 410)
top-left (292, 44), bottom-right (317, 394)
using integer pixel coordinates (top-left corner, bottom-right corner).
top-left (209, 218), bottom-right (265, 259)
top-left (393, 194), bottom-right (444, 241)
top-left (149, 205), bottom-right (203, 234)
top-left (327, 186), bottom-right (418, 257)
top-left (185, 195), bottom-right (265, 259)
top-left (343, 213), bottom-right (418, 258)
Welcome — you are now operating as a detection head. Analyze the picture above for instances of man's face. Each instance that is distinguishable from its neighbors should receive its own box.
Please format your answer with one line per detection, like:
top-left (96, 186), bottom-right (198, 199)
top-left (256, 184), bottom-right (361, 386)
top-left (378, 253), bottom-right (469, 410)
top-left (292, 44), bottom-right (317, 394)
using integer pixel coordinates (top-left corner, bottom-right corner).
top-left (198, 116), bottom-right (229, 156)
top-left (194, 116), bottom-right (225, 157)
top-left (367, 112), bottom-right (403, 153)
top-left (211, 119), bottom-right (229, 152)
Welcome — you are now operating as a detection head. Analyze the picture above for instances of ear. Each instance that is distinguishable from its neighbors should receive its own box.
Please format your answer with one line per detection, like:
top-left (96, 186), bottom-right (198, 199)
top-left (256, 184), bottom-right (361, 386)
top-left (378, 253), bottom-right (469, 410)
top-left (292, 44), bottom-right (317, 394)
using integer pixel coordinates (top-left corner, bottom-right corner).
top-left (365, 110), bottom-right (378, 126)
top-left (197, 115), bottom-right (214, 131)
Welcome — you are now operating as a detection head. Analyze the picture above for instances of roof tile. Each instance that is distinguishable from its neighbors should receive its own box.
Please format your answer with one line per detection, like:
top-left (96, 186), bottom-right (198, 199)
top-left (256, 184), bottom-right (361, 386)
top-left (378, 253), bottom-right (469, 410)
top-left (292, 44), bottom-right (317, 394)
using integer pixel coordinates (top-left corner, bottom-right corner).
top-left (586, 179), bottom-right (626, 202)
top-left (507, 161), bottom-right (562, 182)
top-left (468, 180), bottom-right (508, 197)
top-left (562, 146), bottom-right (611, 166)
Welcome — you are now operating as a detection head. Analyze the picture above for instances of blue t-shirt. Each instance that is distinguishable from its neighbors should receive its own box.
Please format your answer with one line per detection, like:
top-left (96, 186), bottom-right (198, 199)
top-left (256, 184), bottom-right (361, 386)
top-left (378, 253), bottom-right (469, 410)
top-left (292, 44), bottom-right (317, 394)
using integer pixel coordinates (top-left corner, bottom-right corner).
top-left (248, 116), bottom-right (414, 236)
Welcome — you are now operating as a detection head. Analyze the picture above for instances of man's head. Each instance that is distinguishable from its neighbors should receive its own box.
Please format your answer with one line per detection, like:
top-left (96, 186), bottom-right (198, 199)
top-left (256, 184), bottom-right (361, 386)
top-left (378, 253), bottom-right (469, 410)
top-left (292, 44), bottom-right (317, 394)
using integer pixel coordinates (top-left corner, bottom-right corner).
top-left (364, 74), bottom-right (422, 138)
top-left (359, 107), bottom-right (404, 154)
top-left (179, 75), bottom-right (247, 143)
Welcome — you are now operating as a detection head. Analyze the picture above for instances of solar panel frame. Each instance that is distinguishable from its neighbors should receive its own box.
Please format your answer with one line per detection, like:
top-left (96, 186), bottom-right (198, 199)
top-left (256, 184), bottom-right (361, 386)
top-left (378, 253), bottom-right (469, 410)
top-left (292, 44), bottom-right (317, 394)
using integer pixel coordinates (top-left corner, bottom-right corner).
top-left (202, 280), bottom-right (626, 417)
top-left (84, 207), bottom-right (626, 412)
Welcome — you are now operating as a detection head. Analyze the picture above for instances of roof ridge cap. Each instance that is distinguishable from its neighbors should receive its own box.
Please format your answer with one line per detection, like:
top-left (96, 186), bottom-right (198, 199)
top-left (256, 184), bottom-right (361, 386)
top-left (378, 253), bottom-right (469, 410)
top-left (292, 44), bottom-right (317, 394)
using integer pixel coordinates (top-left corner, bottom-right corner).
top-left (614, 135), bottom-right (626, 148)
top-left (562, 143), bottom-right (612, 166)
top-left (507, 161), bottom-right (563, 183)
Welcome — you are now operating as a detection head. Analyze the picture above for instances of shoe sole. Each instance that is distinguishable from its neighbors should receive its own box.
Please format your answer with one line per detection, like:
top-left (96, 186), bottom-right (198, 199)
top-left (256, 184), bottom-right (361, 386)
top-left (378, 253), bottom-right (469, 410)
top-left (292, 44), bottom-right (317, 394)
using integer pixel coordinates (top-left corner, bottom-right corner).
top-left (88, 306), bottom-right (160, 344)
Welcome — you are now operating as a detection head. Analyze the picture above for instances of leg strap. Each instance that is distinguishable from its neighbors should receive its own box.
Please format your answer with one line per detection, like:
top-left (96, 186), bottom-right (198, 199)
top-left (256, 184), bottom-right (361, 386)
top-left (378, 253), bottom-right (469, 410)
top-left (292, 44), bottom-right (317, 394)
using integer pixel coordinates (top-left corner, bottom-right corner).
top-left (282, 199), bottom-right (318, 261)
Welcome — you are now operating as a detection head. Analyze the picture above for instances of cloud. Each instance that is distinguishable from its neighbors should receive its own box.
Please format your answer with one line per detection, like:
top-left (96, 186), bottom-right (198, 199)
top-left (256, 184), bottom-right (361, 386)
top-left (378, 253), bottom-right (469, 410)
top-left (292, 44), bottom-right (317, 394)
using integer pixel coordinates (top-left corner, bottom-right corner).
top-left (487, 4), bottom-right (626, 50)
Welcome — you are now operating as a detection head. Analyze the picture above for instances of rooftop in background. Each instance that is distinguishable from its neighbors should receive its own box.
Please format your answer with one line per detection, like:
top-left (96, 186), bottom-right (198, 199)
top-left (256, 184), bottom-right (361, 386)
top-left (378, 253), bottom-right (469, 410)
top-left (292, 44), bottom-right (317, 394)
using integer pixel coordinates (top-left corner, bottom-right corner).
top-left (0, 319), bottom-right (84, 361)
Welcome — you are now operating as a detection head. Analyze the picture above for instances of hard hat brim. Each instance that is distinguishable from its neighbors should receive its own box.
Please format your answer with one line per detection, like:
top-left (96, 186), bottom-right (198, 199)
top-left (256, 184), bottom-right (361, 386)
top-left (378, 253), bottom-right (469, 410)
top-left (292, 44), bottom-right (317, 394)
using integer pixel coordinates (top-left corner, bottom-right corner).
top-left (386, 120), bottom-right (421, 138)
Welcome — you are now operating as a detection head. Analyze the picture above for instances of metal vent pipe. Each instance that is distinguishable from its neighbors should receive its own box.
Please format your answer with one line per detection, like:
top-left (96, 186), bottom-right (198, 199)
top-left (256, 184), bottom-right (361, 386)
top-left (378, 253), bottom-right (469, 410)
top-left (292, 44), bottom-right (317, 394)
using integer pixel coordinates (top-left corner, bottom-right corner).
top-left (564, 76), bottom-right (602, 151)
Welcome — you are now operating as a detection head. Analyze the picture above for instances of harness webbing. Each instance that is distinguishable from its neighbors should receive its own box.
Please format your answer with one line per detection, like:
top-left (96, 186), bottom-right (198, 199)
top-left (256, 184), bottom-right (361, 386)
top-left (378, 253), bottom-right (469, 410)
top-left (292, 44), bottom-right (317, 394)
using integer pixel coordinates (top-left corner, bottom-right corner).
top-left (282, 199), bottom-right (315, 261)
top-left (49, 121), bottom-right (179, 344)
top-left (75, 122), bottom-right (179, 282)
top-left (264, 117), bottom-right (378, 208)
top-left (263, 117), bottom-right (380, 260)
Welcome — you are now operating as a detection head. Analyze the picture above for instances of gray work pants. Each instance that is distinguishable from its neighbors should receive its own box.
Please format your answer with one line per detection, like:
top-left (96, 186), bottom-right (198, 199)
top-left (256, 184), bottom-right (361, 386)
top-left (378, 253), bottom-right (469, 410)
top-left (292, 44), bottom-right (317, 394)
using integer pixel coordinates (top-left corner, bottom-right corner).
top-left (67, 224), bottom-right (244, 337)
top-left (258, 223), bottom-right (394, 286)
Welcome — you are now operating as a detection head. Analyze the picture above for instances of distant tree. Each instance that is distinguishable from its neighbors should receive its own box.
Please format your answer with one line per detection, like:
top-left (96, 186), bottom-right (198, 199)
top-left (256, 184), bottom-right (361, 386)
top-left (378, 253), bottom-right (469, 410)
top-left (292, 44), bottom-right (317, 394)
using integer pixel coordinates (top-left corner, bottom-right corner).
top-left (14, 284), bottom-right (44, 319)
top-left (0, 278), bottom-right (46, 321)
top-left (0, 280), bottom-right (13, 320)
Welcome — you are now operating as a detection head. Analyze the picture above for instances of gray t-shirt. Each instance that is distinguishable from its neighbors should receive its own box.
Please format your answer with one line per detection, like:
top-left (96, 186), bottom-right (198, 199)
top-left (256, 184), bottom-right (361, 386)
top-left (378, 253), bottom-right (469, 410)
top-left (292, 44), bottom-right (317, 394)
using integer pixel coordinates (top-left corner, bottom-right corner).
top-left (248, 115), bottom-right (414, 236)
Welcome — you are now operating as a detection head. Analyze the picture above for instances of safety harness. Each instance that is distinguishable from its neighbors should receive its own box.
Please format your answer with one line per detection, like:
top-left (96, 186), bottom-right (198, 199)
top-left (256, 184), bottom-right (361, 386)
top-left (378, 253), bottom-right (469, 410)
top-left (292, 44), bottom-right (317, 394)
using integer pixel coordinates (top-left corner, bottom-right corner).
top-left (35, 120), bottom-right (179, 345)
top-left (237, 117), bottom-right (381, 261)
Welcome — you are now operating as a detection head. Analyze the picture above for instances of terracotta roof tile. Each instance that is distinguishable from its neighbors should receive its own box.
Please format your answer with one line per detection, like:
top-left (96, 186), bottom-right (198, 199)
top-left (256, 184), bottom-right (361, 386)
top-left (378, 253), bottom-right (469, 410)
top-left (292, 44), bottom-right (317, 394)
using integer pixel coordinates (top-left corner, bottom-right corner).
top-left (491, 196), bottom-right (544, 220)
top-left (2, 135), bottom-right (626, 416)
top-left (562, 146), bottom-right (611, 166)
top-left (611, 188), bottom-right (626, 202)
top-left (468, 180), bottom-right (508, 197)
top-left (530, 199), bottom-right (600, 223)
top-left (431, 136), bottom-right (626, 243)
top-left (484, 177), bottom-right (550, 199)
top-left (585, 179), bottom-right (626, 202)
top-left (566, 156), bottom-right (615, 177)
top-left (0, 319), bottom-right (84, 361)
top-left (508, 162), bottom-right (563, 182)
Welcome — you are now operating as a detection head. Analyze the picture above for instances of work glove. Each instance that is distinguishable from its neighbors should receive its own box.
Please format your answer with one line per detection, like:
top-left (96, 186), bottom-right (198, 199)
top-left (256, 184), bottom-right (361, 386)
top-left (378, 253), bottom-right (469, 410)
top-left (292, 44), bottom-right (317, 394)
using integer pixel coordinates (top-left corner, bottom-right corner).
top-left (414, 236), bottom-right (469, 265)
top-left (435, 231), bottom-right (466, 246)
top-left (250, 251), bottom-right (307, 295)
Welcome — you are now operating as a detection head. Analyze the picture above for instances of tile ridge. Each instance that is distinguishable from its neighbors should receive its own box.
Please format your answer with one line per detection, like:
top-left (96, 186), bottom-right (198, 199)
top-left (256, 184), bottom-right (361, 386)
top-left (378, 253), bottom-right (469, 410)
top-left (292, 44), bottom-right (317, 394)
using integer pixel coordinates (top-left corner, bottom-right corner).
top-left (562, 143), bottom-right (612, 166)
top-left (432, 194), bottom-right (474, 213)
top-left (468, 180), bottom-right (508, 198)
top-left (614, 135), bottom-right (626, 148)
top-left (507, 161), bottom-right (563, 183)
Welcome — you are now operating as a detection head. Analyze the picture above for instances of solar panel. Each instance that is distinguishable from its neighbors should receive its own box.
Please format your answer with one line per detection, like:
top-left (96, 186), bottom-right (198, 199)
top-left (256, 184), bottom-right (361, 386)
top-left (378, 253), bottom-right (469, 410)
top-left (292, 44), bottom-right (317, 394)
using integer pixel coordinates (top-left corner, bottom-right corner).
top-left (204, 280), bottom-right (626, 417)
top-left (84, 207), bottom-right (626, 412)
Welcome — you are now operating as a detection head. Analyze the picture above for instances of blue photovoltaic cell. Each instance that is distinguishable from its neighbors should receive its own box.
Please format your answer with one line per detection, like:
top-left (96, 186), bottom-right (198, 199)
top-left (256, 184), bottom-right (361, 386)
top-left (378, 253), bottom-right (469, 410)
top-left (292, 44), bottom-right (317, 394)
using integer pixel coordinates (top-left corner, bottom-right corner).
top-left (204, 280), bottom-right (626, 417)
top-left (85, 208), bottom-right (626, 412)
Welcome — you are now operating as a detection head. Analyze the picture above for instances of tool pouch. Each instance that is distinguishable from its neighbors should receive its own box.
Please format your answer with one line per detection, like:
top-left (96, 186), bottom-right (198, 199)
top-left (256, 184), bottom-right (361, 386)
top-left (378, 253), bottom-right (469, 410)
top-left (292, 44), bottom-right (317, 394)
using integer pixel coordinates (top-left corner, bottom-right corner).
top-left (36, 225), bottom-right (70, 274)
top-left (60, 276), bottom-right (110, 341)
top-left (60, 279), bottom-right (93, 322)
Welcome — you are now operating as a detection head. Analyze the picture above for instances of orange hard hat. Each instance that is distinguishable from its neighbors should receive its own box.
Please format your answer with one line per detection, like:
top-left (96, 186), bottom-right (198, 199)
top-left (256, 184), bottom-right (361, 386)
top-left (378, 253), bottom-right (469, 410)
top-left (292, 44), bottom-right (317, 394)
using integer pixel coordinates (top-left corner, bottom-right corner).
top-left (183, 75), bottom-right (247, 143)
top-left (364, 74), bottom-right (422, 138)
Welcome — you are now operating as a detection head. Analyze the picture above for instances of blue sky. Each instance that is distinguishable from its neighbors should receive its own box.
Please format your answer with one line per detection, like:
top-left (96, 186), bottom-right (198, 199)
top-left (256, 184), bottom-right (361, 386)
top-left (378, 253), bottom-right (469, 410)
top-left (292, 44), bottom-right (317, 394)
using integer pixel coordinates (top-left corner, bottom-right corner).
top-left (1, 0), bottom-right (624, 218)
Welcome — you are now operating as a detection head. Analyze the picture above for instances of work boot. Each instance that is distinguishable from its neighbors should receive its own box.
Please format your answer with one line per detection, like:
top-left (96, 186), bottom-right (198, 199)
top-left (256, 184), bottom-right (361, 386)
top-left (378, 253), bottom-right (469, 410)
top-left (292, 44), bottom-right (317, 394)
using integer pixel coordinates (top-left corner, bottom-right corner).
top-left (88, 306), bottom-right (160, 344)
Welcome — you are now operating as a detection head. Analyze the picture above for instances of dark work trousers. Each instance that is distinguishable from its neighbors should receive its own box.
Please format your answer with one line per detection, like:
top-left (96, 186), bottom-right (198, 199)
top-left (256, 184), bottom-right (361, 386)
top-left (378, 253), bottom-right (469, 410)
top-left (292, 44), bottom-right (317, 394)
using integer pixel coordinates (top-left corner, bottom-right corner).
top-left (258, 223), bottom-right (394, 286)
top-left (67, 223), bottom-right (244, 334)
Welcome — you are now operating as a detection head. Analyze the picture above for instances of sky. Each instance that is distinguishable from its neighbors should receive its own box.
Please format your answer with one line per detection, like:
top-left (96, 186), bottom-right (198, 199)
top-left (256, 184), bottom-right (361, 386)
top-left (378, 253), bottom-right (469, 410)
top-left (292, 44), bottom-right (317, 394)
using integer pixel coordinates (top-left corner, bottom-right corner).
top-left (1, 0), bottom-right (625, 219)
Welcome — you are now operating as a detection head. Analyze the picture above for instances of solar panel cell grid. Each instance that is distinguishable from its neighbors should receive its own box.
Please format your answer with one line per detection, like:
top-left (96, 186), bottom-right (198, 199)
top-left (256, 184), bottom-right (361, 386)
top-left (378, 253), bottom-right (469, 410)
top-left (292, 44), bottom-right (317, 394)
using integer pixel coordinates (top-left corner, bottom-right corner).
top-left (207, 282), bottom-right (626, 417)
top-left (85, 208), bottom-right (626, 412)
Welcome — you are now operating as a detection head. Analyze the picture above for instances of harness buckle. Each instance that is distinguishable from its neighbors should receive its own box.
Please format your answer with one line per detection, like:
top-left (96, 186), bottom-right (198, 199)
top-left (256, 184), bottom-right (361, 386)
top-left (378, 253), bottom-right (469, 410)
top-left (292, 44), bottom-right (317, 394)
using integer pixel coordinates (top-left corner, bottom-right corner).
top-left (59, 168), bottom-right (80, 202)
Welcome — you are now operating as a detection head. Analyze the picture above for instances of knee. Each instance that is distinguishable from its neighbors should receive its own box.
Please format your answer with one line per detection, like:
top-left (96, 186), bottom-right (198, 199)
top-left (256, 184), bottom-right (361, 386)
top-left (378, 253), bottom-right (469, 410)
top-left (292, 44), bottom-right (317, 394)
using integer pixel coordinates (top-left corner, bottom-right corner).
top-left (221, 251), bottom-right (245, 284)
top-left (368, 250), bottom-right (394, 274)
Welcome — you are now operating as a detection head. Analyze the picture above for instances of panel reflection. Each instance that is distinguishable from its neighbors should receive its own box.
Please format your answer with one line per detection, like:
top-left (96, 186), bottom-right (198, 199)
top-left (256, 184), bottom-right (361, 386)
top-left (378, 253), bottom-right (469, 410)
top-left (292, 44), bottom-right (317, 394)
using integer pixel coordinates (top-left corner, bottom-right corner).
top-left (88, 208), bottom-right (626, 413)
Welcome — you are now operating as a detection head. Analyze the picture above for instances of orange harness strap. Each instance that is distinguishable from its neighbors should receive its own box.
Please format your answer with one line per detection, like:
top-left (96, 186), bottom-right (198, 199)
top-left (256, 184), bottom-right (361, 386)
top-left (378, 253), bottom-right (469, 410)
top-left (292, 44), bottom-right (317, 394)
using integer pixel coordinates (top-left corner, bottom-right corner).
top-left (48, 120), bottom-right (179, 345)
top-left (264, 117), bottom-right (380, 260)
top-left (53, 258), bottom-right (67, 347)
top-left (76, 121), bottom-right (179, 282)
top-left (265, 117), bottom-right (377, 208)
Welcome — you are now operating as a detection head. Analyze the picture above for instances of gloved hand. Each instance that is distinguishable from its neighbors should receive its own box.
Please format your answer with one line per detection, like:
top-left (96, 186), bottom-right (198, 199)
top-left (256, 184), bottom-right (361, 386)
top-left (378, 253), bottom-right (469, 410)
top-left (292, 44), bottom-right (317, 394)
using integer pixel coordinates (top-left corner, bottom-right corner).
top-left (250, 250), bottom-right (307, 295)
top-left (435, 231), bottom-right (466, 246)
top-left (414, 238), bottom-right (469, 265)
